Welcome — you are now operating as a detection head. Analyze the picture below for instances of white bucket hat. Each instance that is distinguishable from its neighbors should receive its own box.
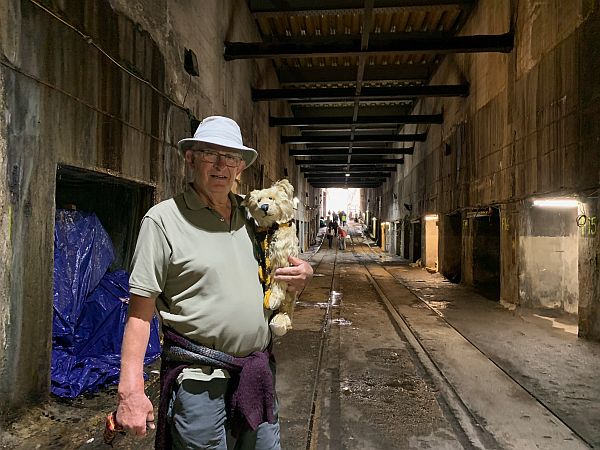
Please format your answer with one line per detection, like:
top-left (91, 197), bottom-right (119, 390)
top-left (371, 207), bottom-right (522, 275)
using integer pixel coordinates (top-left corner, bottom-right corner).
top-left (177, 116), bottom-right (258, 168)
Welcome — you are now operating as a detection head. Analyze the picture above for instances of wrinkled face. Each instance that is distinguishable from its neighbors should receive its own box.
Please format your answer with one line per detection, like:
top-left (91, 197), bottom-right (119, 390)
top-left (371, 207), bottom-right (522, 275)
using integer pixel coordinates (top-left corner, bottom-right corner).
top-left (185, 143), bottom-right (246, 199)
top-left (244, 181), bottom-right (295, 226)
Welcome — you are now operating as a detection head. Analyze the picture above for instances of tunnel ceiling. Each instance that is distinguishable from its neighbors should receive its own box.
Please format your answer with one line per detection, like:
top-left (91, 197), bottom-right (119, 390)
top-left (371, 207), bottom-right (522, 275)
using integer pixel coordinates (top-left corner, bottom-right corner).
top-left (226, 0), bottom-right (513, 188)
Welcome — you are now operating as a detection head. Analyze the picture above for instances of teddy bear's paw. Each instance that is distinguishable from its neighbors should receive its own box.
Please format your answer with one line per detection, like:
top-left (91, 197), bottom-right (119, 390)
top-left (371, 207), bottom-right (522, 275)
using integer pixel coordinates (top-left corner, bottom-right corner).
top-left (270, 313), bottom-right (292, 337)
top-left (267, 293), bottom-right (283, 310)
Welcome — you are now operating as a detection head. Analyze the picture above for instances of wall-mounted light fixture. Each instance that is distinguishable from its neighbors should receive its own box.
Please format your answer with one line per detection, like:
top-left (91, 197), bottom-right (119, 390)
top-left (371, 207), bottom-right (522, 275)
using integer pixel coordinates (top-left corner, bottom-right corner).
top-left (533, 199), bottom-right (579, 208)
top-left (425, 214), bottom-right (439, 221)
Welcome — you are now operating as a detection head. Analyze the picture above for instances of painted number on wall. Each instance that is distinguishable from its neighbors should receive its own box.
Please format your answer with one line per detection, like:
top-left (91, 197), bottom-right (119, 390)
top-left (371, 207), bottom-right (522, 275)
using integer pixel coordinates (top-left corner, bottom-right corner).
top-left (501, 218), bottom-right (510, 232)
top-left (580, 216), bottom-right (597, 237)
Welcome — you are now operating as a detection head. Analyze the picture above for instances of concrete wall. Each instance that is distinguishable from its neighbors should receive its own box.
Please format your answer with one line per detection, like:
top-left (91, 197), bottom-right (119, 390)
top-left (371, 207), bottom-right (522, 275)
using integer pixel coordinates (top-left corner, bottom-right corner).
top-left (0, 0), bottom-right (316, 416)
top-left (371, 0), bottom-right (600, 338)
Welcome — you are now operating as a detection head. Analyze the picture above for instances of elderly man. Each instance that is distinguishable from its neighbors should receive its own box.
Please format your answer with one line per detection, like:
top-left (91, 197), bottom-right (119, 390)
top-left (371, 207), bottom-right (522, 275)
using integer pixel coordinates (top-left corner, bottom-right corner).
top-left (116, 116), bottom-right (313, 449)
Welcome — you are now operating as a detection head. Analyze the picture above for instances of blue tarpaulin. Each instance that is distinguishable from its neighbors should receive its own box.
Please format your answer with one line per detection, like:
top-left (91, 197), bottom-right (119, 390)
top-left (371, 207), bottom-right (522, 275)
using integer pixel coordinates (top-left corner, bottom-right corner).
top-left (52, 209), bottom-right (160, 398)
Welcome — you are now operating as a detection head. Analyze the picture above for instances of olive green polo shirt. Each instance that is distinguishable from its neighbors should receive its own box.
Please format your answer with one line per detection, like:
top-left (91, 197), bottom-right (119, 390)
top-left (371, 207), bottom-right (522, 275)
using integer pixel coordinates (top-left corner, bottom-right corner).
top-left (129, 184), bottom-right (270, 381)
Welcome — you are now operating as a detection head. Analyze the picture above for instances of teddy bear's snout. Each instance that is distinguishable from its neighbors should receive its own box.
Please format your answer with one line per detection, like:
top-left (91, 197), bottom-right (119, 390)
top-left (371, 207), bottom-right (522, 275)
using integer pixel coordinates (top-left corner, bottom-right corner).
top-left (260, 203), bottom-right (269, 213)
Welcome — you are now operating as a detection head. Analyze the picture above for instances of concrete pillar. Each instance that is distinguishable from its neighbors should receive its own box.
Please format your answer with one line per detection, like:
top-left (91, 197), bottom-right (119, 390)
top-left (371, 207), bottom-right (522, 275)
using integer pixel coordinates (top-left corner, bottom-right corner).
top-left (461, 215), bottom-right (474, 286)
top-left (499, 203), bottom-right (520, 308)
top-left (578, 197), bottom-right (600, 339)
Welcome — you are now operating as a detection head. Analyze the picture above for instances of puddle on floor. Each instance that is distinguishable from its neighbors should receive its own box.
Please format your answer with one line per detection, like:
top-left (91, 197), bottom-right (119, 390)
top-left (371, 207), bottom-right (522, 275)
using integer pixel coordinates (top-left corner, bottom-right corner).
top-left (330, 290), bottom-right (343, 306)
top-left (331, 318), bottom-right (352, 326)
top-left (428, 300), bottom-right (450, 310)
top-left (296, 301), bottom-right (330, 309)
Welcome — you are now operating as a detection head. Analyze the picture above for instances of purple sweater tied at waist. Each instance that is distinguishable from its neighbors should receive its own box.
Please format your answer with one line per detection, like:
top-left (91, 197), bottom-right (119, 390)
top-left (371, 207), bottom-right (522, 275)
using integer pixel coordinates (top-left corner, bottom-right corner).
top-left (155, 328), bottom-right (275, 450)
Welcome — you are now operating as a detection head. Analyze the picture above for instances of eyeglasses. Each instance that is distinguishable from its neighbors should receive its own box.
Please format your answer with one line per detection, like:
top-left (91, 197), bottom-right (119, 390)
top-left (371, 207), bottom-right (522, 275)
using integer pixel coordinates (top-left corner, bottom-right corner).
top-left (195, 150), bottom-right (243, 167)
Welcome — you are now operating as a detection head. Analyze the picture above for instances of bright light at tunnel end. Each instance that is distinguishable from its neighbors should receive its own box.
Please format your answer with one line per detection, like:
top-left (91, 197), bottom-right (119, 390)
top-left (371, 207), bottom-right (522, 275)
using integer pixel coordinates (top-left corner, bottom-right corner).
top-left (533, 199), bottom-right (579, 208)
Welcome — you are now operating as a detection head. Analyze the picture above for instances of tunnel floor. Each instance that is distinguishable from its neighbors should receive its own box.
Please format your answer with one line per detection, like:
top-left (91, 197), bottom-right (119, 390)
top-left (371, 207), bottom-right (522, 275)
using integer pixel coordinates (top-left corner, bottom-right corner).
top-left (1, 224), bottom-right (599, 449)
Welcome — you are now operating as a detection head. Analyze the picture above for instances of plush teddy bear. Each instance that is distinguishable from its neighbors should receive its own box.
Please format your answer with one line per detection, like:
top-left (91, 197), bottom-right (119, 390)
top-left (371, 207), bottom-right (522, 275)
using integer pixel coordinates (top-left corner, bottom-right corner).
top-left (243, 179), bottom-right (299, 337)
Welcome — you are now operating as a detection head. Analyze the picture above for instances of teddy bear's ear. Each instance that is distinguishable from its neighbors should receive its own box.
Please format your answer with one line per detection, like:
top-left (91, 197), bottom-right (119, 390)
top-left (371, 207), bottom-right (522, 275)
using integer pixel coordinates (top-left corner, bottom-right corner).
top-left (241, 191), bottom-right (254, 207)
top-left (275, 179), bottom-right (294, 198)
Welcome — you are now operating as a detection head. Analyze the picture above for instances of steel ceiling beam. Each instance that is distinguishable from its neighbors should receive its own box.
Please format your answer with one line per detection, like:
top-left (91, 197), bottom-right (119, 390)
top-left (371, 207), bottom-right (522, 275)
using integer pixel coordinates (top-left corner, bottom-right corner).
top-left (249, 0), bottom-right (475, 16)
top-left (282, 133), bottom-right (426, 144)
top-left (270, 114), bottom-right (443, 126)
top-left (292, 125), bottom-right (399, 132)
top-left (311, 183), bottom-right (382, 188)
top-left (291, 105), bottom-right (412, 117)
top-left (296, 158), bottom-right (404, 165)
top-left (277, 65), bottom-right (431, 84)
top-left (308, 175), bottom-right (387, 181)
top-left (304, 143), bottom-right (390, 148)
top-left (253, 85), bottom-right (468, 101)
top-left (225, 33), bottom-right (514, 60)
top-left (290, 148), bottom-right (414, 156)
top-left (305, 171), bottom-right (392, 177)
top-left (301, 166), bottom-right (397, 173)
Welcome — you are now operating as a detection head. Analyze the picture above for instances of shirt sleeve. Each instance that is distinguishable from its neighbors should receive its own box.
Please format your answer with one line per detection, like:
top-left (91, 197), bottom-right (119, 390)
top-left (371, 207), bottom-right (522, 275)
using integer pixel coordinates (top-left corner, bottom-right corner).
top-left (129, 217), bottom-right (171, 298)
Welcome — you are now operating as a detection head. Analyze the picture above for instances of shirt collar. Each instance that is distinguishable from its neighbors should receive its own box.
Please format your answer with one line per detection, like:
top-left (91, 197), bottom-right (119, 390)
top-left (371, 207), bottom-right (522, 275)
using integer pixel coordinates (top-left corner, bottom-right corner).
top-left (182, 183), bottom-right (241, 211)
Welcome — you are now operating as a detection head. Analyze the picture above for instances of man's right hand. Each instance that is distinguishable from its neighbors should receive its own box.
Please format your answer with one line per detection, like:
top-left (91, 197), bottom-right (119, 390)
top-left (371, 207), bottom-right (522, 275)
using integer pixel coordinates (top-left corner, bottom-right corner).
top-left (116, 391), bottom-right (155, 437)
top-left (117, 294), bottom-right (157, 437)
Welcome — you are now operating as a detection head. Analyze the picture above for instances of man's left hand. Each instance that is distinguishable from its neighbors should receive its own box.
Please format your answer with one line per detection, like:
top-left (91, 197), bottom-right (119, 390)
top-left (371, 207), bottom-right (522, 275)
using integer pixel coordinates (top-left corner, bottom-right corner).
top-left (274, 256), bottom-right (314, 293)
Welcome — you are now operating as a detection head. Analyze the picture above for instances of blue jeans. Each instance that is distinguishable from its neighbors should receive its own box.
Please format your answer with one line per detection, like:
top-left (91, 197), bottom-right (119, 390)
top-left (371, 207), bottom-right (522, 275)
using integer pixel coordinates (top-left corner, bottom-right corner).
top-left (168, 378), bottom-right (281, 450)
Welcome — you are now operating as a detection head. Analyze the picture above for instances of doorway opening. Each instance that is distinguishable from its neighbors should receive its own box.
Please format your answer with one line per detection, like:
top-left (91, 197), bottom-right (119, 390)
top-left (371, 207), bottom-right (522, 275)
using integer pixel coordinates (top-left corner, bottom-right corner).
top-left (53, 165), bottom-right (156, 397)
top-left (441, 213), bottom-right (462, 283)
top-left (402, 220), bottom-right (410, 259)
top-left (473, 209), bottom-right (501, 300)
top-left (55, 165), bottom-right (154, 269)
top-left (424, 215), bottom-right (439, 271)
top-left (395, 221), bottom-right (402, 255)
top-left (410, 221), bottom-right (422, 263)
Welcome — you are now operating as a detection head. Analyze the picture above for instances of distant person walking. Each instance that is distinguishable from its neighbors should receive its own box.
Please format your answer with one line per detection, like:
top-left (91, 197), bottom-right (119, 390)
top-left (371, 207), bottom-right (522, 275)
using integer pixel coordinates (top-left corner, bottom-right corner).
top-left (338, 227), bottom-right (347, 250)
top-left (326, 226), bottom-right (335, 248)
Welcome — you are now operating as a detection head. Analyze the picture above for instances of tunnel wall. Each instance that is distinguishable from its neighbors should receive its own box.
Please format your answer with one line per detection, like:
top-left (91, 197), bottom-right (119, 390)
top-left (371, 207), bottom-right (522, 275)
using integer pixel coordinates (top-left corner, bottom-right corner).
top-left (0, 0), bottom-right (317, 416)
top-left (372, 0), bottom-right (600, 338)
